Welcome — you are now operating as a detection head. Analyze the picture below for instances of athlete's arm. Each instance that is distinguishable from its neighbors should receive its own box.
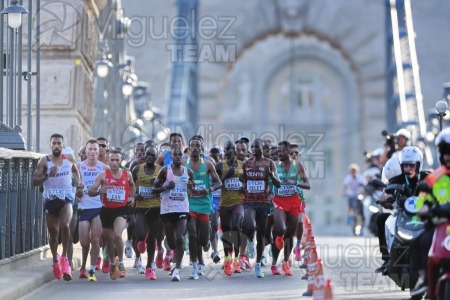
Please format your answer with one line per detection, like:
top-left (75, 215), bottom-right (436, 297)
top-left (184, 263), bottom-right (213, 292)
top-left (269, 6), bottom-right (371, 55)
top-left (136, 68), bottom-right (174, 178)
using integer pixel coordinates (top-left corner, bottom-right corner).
top-left (132, 165), bottom-right (140, 183)
top-left (215, 161), bottom-right (223, 178)
top-left (88, 171), bottom-right (106, 197)
top-left (155, 152), bottom-right (165, 167)
top-left (269, 160), bottom-right (281, 188)
top-left (32, 156), bottom-right (48, 187)
top-left (206, 160), bottom-right (222, 194)
top-left (127, 171), bottom-right (135, 207)
top-left (187, 169), bottom-right (195, 191)
top-left (296, 161), bottom-right (311, 190)
top-left (69, 155), bottom-right (82, 188)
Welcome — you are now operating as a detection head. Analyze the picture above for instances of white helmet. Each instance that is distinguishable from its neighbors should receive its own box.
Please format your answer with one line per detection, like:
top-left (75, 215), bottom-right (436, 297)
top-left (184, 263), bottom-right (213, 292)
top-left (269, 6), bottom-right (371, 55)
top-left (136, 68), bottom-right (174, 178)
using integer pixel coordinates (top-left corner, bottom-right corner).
top-left (435, 127), bottom-right (450, 164)
top-left (398, 146), bottom-right (423, 171)
top-left (396, 128), bottom-right (411, 140)
top-left (382, 156), bottom-right (402, 182)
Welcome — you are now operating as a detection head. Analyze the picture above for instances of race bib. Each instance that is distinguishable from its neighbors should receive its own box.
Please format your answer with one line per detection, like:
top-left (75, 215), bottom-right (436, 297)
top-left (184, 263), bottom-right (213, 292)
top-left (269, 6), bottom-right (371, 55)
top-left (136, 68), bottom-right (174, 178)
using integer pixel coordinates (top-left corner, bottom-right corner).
top-left (48, 188), bottom-right (67, 200)
top-left (212, 188), bottom-right (221, 198)
top-left (169, 187), bottom-right (187, 201)
top-left (277, 185), bottom-right (296, 197)
top-left (107, 188), bottom-right (126, 202)
top-left (247, 180), bottom-right (265, 193)
top-left (139, 186), bottom-right (154, 198)
top-left (224, 178), bottom-right (242, 191)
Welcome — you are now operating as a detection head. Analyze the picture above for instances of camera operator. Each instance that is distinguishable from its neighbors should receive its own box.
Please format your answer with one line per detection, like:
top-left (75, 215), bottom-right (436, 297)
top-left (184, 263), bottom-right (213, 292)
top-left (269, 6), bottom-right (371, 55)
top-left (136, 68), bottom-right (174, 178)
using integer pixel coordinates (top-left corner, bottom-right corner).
top-left (380, 128), bottom-right (411, 165)
top-left (374, 146), bottom-right (429, 275)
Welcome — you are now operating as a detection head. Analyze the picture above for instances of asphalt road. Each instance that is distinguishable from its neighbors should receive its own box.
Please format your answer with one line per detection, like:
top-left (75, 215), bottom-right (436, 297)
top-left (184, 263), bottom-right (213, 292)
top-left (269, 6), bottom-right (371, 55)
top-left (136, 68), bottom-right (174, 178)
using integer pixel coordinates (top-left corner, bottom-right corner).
top-left (20, 236), bottom-right (414, 300)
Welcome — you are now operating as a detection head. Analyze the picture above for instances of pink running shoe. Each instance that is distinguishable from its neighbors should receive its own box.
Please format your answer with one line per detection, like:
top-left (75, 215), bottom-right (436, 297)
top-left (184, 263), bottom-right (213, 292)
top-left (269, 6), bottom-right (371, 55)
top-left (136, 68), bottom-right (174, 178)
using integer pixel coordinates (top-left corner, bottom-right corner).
top-left (163, 257), bottom-right (172, 271)
top-left (60, 256), bottom-right (72, 281)
top-left (145, 267), bottom-right (156, 280)
top-left (137, 241), bottom-right (147, 254)
top-left (53, 261), bottom-right (63, 279)
top-left (294, 246), bottom-right (302, 261)
top-left (271, 265), bottom-right (282, 275)
top-left (79, 268), bottom-right (88, 279)
top-left (95, 256), bottom-right (101, 270)
top-left (156, 252), bottom-right (164, 269)
top-left (102, 259), bottom-right (111, 274)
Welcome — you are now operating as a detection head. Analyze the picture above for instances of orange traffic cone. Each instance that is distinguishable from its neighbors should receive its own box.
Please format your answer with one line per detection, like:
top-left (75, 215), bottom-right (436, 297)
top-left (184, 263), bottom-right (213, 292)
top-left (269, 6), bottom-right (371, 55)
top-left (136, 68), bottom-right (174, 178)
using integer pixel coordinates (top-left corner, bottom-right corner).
top-left (312, 259), bottom-right (325, 300)
top-left (323, 278), bottom-right (333, 300)
top-left (302, 248), bottom-right (318, 296)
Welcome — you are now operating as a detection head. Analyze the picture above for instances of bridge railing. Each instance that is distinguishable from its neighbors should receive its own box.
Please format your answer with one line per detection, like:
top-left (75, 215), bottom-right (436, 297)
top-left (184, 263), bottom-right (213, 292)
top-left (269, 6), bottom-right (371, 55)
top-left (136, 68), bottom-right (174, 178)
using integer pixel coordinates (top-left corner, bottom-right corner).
top-left (0, 148), bottom-right (46, 260)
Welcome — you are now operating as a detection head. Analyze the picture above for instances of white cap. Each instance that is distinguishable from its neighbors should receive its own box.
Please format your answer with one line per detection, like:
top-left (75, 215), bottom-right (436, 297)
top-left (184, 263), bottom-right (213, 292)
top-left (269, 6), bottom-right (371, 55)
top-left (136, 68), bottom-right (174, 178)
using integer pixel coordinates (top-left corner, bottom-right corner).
top-left (395, 128), bottom-right (411, 140)
top-left (62, 146), bottom-right (74, 155)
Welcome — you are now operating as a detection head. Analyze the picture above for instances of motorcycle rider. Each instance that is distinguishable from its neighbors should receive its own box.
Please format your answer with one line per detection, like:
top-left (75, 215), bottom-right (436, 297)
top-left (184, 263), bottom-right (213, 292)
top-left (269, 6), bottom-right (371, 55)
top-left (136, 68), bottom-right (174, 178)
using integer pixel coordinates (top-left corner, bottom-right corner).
top-left (410, 128), bottom-right (450, 297)
top-left (375, 146), bottom-right (429, 274)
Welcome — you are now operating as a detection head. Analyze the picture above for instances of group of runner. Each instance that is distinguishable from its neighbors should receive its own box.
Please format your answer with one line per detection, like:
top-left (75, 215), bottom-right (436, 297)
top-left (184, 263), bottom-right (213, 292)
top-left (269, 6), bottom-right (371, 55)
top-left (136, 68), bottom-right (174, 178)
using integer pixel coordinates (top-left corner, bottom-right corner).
top-left (32, 132), bottom-right (310, 282)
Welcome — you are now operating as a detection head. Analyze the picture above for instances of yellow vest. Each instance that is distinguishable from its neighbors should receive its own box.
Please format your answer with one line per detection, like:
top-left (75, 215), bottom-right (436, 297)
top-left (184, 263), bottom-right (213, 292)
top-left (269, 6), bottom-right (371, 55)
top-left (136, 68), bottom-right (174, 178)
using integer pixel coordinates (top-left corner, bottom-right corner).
top-left (220, 160), bottom-right (244, 207)
top-left (136, 164), bottom-right (161, 209)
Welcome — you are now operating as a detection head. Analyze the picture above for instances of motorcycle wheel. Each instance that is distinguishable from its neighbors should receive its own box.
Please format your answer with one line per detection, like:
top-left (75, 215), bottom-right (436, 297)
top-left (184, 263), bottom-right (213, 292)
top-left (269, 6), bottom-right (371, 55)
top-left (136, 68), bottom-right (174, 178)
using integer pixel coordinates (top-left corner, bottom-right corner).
top-left (441, 280), bottom-right (450, 300)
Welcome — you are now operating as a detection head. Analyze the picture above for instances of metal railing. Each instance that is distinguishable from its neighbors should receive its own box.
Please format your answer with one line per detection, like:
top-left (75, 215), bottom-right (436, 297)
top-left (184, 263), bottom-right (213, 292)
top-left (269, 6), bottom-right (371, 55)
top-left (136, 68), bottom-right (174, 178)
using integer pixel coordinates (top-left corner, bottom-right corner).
top-left (0, 148), bottom-right (46, 260)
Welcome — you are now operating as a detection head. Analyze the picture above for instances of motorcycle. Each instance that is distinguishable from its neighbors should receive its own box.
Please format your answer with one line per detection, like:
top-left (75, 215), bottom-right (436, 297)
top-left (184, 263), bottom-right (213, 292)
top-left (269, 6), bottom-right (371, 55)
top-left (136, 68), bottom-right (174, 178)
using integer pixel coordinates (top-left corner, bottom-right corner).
top-left (381, 182), bottom-right (425, 299)
top-left (349, 194), bottom-right (365, 236)
top-left (363, 181), bottom-right (385, 237)
top-left (426, 203), bottom-right (450, 300)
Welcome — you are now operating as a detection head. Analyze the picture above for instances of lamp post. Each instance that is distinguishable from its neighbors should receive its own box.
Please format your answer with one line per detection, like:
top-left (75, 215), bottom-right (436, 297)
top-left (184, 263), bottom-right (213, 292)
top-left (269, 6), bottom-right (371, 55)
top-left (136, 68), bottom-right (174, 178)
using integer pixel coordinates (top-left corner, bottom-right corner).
top-left (436, 100), bottom-right (448, 132)
top-left (0, 0), bottom-right (28, 150)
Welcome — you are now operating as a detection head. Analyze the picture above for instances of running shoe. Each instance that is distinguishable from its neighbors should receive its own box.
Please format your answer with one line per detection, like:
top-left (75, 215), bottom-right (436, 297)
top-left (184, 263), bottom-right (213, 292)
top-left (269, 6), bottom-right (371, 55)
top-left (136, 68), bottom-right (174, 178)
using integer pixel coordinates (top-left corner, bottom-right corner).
top-left (255, 263), bottom-right (264, 278)
top-left (137, 240), bottom-right (147, 254)
top-left (79, 268), bottom-right (88, 279)
top-left (275, 235), bottom-right (284, 250)
top-left (238, 256), bottom-right (246, 270)
top-left (233, 260), bottom-right (242, 273)
top-left (211, 251), bottom-right (221, 264)
top-left (53, 261), bottom-right (63, 280)
top-left (203, 240), bottom-right (211, 252)
top-left (282, 261), bottom-right (293, 276)
top-left (224, 260), bottom-right (232, 276)
top-left (294, 246), bottom-right (302, 261)
top-left (135, 258), bottom-right (145, 274)
top-left (118, 263), bottom-right (127, 278)
top-left (168, 250), bottom-right (174, 260)
top-left (163, 257), bottom-right (172, 271)
top-left (88, 270), bottom-right (97, 282)
top-left (125, 240), bottom-right (133, 258)
top-left (171, 268), bottom-right (181, 282)
top-left (271, 265), bottom-right (282, 275)
top-left (60, 256), bottom-right (72, 281)
top-left (244, 256), bottom-right (253, 269)
top-left (261, 256), bottom-right (267, 267)
top-left (102, 258), bottom-right (111, 273)
top-left (95, 256), bottom-right (101, 270)
top-left (189, 267), bottom-right (199, 280)
top-left (197, 264), bottom-right (205, 276)
top-left (110, 257), bottom-right (119, 280)
top-left (145, 267), bottom-right (156, 280)
top-left (247, 241), bottom-right (256, 259)
top-left (156, 252), bottom-right (164, 269)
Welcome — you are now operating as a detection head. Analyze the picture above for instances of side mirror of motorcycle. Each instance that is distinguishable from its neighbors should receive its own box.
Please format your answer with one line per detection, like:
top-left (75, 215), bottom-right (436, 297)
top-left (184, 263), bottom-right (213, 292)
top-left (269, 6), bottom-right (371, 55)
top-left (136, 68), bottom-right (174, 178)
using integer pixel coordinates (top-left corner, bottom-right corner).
top-left (371, 179), bottom-right (386, 189)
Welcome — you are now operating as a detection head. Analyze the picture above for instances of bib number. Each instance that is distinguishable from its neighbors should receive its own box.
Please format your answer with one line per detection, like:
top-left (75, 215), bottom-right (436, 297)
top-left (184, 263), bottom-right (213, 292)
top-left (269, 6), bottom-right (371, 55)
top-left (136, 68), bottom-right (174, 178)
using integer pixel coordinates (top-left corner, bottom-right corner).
top-left (107, 189), bottom-right (126, 202)
top-left (139, 186), bottom-right (154, 198)
top-left (278, 185), bottom-right (296, 197)
top-left (170, 187), bottom-right (187, 201)
top-left (48, 189), bottom-right (67, 200)
top-left (224, 178), bottom-right (242, 191)
top-left (247, 180), bottom-right (265, 193)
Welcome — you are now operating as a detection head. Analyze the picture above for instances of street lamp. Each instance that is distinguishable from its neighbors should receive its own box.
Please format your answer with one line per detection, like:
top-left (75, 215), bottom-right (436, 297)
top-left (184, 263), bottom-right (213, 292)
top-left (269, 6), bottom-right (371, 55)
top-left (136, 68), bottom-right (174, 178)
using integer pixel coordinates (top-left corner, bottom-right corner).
top-left (436, 100), bottom-right (448, 132)
top-left (1, 0), bottom-right (28, 29)
top-left (96, 59), bottom-right (113, 78)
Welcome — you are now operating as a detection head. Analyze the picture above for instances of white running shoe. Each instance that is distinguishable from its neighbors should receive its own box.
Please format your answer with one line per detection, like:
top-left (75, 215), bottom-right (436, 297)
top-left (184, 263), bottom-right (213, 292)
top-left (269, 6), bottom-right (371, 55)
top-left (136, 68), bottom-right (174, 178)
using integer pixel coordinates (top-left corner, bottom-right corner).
top-left (125, 240), bottom-right (133, 258)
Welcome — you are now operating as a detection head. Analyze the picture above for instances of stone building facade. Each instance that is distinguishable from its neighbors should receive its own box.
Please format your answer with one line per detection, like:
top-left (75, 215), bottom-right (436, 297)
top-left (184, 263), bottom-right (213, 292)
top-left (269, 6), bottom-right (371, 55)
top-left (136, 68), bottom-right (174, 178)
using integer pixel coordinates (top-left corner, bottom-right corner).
top-left (125, 0), bottom-right (450, 234)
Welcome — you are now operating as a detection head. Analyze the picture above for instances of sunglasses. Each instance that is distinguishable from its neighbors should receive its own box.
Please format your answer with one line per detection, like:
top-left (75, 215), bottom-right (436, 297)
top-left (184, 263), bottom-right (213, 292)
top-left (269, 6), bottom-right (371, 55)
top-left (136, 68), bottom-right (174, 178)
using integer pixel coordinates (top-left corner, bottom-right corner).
top-left (403, 163), bottom-right (416, 168)
top-left (99, 144), bottom-right (108, 148)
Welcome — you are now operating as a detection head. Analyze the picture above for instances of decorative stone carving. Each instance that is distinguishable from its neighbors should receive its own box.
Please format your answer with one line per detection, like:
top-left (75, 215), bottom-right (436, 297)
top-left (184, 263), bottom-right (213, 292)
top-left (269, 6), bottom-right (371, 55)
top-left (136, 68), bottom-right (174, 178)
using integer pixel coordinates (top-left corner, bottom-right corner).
top-left (276, 0), bottom-right (309, 34)
top-left (0, 123), bottom-right (27, 150)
